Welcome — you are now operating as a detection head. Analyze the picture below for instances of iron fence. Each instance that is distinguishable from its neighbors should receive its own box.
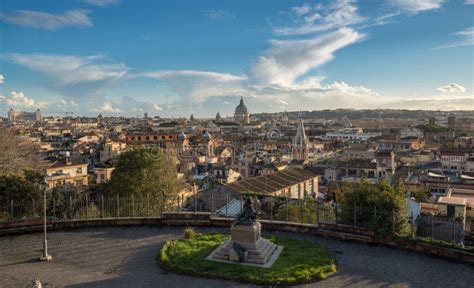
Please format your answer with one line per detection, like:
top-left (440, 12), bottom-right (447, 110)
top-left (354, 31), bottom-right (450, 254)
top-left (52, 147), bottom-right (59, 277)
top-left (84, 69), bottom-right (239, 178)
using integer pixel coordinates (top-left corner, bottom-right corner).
top-left (416, 215), bottom-right (465, 243)
top-left (0, 193), bottom-right (469, 244)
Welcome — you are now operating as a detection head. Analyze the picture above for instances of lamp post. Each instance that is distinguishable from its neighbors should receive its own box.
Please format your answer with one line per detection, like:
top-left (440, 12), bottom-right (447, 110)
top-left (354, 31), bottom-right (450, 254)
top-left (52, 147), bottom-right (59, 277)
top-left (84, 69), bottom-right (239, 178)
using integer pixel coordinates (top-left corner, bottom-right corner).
top-left (40, 179), bottom-right (52, 261)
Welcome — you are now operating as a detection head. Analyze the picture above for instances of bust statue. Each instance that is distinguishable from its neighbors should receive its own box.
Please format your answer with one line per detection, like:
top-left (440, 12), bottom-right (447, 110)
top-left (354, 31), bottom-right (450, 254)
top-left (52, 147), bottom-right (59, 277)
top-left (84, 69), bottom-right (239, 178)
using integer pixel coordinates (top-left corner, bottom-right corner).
top-left (233, 196), bottom-right (261, 227)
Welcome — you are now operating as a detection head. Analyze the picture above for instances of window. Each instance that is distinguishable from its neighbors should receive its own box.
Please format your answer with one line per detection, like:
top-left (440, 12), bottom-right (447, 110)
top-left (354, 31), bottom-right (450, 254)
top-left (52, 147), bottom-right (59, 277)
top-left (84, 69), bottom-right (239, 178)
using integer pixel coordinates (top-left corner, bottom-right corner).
top-left (77, 167), bottom-right (82, 174)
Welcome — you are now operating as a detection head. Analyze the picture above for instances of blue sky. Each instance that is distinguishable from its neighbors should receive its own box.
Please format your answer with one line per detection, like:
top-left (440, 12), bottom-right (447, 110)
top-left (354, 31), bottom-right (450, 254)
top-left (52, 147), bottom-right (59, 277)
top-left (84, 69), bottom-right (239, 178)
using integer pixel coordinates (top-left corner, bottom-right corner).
top-left (0, 0), bottom-right (473, 117)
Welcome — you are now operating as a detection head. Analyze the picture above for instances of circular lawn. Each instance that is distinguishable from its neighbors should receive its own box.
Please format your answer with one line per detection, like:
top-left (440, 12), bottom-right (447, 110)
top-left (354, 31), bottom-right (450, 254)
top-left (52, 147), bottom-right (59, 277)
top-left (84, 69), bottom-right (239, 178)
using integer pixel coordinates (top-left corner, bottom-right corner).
top-left (158, 233), bottom-right (337, 286)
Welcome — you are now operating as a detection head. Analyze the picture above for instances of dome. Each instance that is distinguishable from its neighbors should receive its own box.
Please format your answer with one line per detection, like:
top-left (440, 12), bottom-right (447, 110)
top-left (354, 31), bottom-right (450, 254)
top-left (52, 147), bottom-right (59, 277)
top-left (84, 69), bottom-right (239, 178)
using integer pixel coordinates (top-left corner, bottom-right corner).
top-left (234, 97), bottom-right (248, 115)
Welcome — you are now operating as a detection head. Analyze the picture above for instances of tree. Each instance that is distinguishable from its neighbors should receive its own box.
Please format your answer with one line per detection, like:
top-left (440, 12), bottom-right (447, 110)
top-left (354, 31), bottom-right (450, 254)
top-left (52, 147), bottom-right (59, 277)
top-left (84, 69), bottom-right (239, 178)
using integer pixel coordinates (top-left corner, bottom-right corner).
top-left (0, 128), bottom-right (42, 177)
top-left (337, 179), bottom-right (409, 236)
top-left (408, 187), bottom-right (429, 203)
top-left (105, 148), bottom-right (179, 210)
top-left (47, 185), bottom-right (99, 220)
top-left (273, 196), bottom-right (320, 224)
top-left (0, 174), bottom-right (42, 219)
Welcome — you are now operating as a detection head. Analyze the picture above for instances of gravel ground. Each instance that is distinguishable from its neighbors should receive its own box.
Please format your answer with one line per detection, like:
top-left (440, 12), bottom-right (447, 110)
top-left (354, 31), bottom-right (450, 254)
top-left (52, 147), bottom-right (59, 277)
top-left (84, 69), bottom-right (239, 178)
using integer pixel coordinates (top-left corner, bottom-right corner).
top-left (0, 226), bottom-right (473, 287)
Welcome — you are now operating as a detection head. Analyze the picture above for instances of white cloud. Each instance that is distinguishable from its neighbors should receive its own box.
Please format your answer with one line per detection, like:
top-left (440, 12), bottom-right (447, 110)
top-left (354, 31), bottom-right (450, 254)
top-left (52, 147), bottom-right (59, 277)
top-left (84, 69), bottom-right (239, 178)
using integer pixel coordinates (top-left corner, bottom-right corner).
top-left (94, 102), bottom-right (122, 113)
top-left (248, 28), bottom-right (364, 86)
top-left (5, 53), bottom-right (127, 86)
top-left (153, 104), bottom-right (163, 111)
top-left (291, 4), bottom-right (312, 16)
top-left (138, 3), bottom-right (367, 108)
top-left (0, 74), bottom-right (4, 84)
top-left (436, 27), bottom-right (474, 49)
top-left (456, 27), bottom-right (474, 37)
top-left (384, 96), bottom-right (474, 110)
top-left (275, 0), bottom-right (364, 35)
top-left (93, 97), bottom-right (167, 115)
top-left (0, 9), bottom-right (92, 30)
top-left (0, 91), bottom-right (46, 108)
top-left (389, 0), bottom-right (445, 13)
top-left (467, 0), bottom-right (474, 4)
top-left (141, 70), bottom-right (247, 102)
top-left (82, 0), bottom-right (119, 7)
top-left (248, 77), bottom-right (380, 109)
top-left (437, 83), bottom-right (466, 93)
top-left (358, 12), bottom-right (400, 29)
top-left (142, 70), bottom-right (244, 82)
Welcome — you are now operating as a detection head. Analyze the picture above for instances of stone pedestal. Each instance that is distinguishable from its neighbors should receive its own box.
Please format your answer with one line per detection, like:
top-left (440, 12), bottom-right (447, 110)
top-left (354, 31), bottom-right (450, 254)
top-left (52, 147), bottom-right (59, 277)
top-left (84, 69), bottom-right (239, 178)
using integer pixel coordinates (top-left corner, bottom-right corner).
top-left (230, 222), bottom-right (261, 244)
top-left (207, 222), bottom-right (283, 267)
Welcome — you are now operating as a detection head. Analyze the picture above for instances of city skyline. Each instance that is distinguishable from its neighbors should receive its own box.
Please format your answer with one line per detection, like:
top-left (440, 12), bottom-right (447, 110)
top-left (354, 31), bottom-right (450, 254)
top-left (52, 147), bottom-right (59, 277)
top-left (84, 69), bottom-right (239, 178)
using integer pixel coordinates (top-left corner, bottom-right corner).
top-left (0, 0), bottom-right (473, 117)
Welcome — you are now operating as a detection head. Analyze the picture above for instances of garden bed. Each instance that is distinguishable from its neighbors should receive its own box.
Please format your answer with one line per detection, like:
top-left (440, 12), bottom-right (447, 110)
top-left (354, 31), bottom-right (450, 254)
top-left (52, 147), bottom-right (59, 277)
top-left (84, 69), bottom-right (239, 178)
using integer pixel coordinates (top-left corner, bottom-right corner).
top-left (158, 233), bottom-right (337, 286)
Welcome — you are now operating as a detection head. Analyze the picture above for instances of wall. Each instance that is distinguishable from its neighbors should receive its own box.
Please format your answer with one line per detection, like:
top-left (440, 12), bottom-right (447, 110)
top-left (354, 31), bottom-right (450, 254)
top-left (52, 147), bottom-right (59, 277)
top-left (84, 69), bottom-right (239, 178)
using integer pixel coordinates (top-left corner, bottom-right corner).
top-left (2, 215), bottom-right (473, 264)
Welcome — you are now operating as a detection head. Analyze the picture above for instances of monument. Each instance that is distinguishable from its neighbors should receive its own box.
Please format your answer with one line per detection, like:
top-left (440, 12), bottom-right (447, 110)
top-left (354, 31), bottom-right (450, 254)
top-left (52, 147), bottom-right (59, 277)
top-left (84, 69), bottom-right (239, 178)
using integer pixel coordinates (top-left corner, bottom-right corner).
top-left (207, 196), bottom-right (283, 267)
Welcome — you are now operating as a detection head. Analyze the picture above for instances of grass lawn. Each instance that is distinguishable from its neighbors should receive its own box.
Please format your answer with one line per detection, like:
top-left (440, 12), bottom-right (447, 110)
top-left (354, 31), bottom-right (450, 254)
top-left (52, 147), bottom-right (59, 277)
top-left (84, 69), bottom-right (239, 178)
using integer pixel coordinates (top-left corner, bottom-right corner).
top-left (158, 233), bottom-right (337, 286)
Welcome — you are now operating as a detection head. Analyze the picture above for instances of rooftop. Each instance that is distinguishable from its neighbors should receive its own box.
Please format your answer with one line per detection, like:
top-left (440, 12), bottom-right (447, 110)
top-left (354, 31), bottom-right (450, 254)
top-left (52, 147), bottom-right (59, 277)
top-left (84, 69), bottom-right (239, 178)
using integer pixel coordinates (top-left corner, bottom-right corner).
top-left (438, 197), bottom-right (466, 206)
top-left (224, 167), bottom-right (317, 194)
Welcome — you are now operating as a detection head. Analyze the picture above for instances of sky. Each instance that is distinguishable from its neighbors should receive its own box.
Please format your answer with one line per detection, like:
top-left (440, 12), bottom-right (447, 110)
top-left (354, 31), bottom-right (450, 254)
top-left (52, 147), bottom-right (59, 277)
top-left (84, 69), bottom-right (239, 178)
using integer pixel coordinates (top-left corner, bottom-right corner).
top-left (0, 0), bottom-right (473, 117)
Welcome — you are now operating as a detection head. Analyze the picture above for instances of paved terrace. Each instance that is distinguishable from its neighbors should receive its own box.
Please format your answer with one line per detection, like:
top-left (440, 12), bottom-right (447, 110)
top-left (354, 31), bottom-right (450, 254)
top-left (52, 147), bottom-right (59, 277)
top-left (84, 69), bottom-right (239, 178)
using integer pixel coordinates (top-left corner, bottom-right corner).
top-left (1, 226), bottom-right (473, 287)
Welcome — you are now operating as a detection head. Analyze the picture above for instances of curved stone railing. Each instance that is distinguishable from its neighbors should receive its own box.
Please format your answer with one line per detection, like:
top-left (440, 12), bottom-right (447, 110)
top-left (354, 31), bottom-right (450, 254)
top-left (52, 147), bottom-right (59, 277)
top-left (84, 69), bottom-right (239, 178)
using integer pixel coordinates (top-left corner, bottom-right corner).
top-left (1, 212), bottom-right (473, 265)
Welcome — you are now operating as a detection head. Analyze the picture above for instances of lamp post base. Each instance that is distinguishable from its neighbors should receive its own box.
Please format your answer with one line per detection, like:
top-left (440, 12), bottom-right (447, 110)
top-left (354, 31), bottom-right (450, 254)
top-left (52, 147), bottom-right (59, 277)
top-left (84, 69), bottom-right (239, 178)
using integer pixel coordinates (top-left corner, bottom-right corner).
top-left (39, 254), bottom-right (52, 261)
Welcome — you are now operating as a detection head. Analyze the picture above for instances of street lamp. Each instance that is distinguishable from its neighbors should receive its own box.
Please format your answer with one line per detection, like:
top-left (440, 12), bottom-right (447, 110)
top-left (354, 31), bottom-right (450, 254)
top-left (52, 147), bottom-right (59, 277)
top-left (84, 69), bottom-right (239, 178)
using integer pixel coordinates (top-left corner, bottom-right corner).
top-left (40, 178), bottom-right (52, 261)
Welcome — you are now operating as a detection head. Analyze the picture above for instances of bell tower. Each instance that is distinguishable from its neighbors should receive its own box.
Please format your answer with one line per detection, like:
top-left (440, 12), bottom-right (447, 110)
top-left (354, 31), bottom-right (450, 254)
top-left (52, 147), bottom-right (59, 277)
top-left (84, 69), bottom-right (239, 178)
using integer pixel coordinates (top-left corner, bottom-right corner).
top-left (292, 116), bottom-right (309, 161)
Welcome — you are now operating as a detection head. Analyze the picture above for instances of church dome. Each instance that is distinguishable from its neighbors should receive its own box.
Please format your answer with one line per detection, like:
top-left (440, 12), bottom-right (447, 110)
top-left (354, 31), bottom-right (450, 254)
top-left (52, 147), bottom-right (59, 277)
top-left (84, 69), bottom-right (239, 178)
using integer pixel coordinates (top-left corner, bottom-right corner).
top-left (234, 97), bottom-right (248, 115)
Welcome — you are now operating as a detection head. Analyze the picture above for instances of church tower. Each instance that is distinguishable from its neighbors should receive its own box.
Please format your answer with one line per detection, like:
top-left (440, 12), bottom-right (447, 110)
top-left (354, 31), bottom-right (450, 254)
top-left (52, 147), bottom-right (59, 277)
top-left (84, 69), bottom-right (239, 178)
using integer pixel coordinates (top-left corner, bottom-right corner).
top-left (8, 108), bottom-right (15, 122)
top-left (292, 116), bottom-right (309, 161)
top-left (177, 130), bottom-right (189, 154)
top-left (203, 130), bottom-right (214, 159)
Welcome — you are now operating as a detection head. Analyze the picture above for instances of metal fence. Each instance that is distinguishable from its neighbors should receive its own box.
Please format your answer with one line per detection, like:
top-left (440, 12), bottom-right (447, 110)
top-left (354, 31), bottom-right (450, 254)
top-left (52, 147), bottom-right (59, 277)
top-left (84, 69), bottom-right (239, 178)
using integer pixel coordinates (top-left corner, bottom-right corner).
top-left (416, 215), bottom-right (465, 243)
top-left (0, 193), bottom-right (468, 244)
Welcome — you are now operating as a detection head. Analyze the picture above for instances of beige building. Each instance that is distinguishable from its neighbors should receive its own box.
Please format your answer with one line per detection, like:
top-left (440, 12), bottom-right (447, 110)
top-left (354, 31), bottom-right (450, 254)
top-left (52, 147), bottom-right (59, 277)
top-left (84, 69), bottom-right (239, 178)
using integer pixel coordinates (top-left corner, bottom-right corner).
top-left (343, 144), bottom-right (376, 160)
top-left (212, 166), bottom-right (241, 184)
top-left (437, 197), bottom-right (466, 219)
top-left (454, 137), bottom-right (474, 149)
top-left (46, 158), bottom-right (88, 188)
top-left (378, 136), bottom-right (425, 151)
top-left (100, 141), bottom-right (127, 162)
top-left (93, 167), bottom-right (115, 184)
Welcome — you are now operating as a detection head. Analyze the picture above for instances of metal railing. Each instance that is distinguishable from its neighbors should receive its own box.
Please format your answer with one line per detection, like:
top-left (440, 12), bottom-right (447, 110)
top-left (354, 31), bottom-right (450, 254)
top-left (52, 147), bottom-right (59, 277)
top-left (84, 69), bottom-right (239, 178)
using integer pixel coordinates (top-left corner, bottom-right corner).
top-left (0, 194), bottom-right (469, 244)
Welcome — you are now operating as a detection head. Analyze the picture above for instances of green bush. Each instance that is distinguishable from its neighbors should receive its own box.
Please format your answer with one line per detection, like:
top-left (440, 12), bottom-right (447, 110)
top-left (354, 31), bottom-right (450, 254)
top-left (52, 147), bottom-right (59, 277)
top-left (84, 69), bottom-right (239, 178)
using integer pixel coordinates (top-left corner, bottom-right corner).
top-left (184, 227), bottom-right (199, 239)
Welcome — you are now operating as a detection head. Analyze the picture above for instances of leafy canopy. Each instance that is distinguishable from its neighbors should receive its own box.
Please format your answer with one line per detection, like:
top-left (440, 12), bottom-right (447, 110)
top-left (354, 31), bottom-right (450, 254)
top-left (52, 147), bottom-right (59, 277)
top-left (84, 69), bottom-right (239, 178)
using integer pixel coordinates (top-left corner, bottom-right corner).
top-left (337, 179), bottom-right (410, 235)
top-left (105, 148), bottom-right (179, 199)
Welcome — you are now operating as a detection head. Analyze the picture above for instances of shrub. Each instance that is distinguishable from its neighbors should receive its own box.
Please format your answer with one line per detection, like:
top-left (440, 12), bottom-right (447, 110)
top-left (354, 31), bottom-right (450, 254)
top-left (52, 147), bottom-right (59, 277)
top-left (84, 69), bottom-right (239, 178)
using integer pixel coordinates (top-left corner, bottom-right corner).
top-left (184, 227), bottom-right (199, 239)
